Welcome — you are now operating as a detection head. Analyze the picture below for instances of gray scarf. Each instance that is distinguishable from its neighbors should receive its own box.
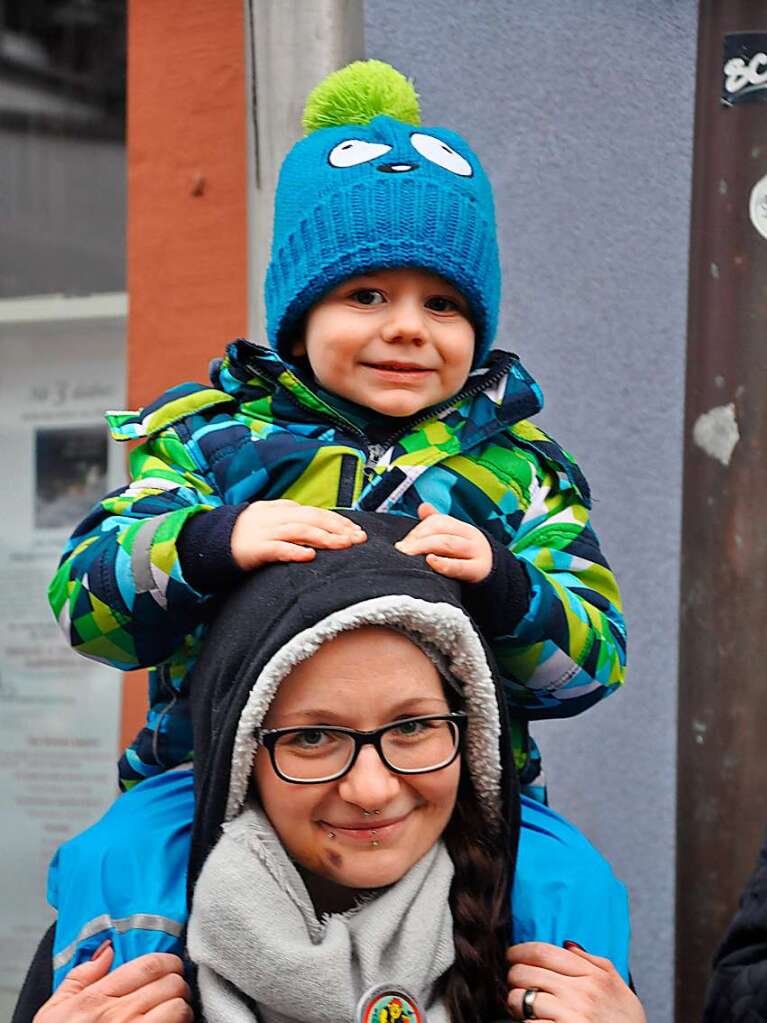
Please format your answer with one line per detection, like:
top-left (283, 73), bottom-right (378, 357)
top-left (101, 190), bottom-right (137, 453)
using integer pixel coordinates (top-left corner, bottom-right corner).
top-left (187, 804), bottom-right (455, 1023)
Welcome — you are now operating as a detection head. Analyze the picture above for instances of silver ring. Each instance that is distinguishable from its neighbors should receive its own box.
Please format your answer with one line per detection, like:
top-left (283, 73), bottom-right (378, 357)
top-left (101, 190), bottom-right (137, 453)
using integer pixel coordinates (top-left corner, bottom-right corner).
top-left (521, 988), bottom-right (539, 1020)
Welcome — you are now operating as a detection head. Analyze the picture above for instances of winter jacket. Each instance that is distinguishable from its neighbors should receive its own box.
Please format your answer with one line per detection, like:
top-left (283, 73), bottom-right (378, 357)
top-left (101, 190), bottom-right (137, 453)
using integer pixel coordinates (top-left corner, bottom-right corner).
top-left (703, 828), bottom-right (767, 1021)
top-left (48, 342), bottom-right (626, 788)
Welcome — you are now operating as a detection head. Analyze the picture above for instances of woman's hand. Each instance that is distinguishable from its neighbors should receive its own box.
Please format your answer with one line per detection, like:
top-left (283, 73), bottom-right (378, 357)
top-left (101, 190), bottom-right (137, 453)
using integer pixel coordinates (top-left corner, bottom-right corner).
top-left (394, 503), bottom-right (492, 583)
top-left (34, 944), bottom-right (193, 1023)
top-left (231, 500), bottom-right (366, 570)
top-left (506, 942), bottom-right (646, 1022)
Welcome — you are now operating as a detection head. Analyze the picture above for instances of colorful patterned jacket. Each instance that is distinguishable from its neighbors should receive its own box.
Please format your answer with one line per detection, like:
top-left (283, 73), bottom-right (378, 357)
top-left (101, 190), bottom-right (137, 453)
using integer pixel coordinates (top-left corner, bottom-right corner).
top-left (49, 341), bottom-right (626, 788)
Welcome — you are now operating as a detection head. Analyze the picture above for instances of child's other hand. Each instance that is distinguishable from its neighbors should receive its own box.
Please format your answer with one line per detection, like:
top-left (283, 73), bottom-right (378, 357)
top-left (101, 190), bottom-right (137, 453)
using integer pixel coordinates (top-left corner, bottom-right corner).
top-left (395, 503), bottom-right (492, 583)
top-left (231, 500), bottom-right (366, 571)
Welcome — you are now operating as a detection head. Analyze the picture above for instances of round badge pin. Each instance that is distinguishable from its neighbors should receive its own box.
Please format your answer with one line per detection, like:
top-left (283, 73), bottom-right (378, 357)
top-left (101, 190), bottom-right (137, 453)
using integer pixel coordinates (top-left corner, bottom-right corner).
top-left (356, 984), bottom-right (424, 1023)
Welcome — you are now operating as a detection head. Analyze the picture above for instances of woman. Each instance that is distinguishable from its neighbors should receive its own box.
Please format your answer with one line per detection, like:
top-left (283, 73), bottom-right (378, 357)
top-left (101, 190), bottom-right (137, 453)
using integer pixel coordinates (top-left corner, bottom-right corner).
top-left (19, 514), bottom-right (644, 1023)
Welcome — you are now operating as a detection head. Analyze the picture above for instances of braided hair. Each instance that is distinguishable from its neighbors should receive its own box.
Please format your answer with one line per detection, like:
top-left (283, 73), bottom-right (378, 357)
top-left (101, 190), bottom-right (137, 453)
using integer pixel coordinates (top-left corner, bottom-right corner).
top-left (435, 663), bottom-right (520, 1023)
top-left (438, 767), bottom-right (513, 1023)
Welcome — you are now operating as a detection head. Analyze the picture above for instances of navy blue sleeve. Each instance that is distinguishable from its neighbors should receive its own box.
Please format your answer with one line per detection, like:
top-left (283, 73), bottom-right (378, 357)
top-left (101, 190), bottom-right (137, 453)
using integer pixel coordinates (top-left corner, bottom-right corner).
top-left (461, 534), bottom-right (530, 639)
top-left (176, 503), bottom-right (249, 594)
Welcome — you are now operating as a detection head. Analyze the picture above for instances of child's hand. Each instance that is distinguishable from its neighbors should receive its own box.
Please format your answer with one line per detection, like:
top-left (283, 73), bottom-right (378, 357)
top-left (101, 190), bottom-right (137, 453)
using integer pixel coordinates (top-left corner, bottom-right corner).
top-left (394, 503), bottom-right (492, 583)
top-left (231, 500), bottom-right (366, 571)
top-left (506, 942), bottom-right (646, 1023)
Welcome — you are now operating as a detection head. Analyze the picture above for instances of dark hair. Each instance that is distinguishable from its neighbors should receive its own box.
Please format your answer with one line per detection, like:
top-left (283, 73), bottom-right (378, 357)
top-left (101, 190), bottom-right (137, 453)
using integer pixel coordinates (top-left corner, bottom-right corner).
top-left (439, 768), bottom-right (512, 1023)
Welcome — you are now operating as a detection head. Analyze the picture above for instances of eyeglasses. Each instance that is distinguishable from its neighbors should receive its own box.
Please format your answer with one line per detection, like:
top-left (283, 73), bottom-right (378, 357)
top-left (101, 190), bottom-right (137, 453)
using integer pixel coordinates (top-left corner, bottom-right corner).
top-left (256, 713), bottom-right (467, 784)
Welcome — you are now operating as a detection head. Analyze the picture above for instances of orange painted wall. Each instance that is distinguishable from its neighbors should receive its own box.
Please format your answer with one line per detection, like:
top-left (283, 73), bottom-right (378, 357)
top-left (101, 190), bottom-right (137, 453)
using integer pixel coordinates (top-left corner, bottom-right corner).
top-left (121, 0), bottom-right (248, 751)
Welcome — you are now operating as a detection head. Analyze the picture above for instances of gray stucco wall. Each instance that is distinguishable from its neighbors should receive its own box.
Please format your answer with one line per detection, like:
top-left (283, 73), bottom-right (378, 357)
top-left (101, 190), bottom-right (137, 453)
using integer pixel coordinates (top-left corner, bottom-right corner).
top-left (364, 3), bottom-right (698, 1019)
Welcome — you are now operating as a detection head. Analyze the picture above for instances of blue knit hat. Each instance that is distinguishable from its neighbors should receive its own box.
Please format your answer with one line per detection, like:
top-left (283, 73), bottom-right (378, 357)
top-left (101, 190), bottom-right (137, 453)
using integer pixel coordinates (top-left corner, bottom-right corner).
top-left (264, 61), bottom-right (501, 369)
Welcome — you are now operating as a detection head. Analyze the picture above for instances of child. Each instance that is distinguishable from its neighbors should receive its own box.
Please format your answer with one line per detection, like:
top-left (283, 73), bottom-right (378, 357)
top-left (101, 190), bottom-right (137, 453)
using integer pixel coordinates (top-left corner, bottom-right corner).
top-left (48, 60), bottom-right (626, 979)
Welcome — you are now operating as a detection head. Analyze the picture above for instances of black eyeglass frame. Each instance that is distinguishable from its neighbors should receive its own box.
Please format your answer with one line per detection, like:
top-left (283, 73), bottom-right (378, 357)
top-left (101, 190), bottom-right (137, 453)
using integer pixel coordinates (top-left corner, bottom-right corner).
top-left (256, 712), bottom-right (468, 785)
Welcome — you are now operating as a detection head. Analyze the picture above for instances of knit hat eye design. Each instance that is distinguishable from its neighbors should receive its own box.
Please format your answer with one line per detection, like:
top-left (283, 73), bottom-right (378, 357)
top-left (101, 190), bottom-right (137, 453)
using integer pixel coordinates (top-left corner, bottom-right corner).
top-left (264, 61), bottom-right (501, 369)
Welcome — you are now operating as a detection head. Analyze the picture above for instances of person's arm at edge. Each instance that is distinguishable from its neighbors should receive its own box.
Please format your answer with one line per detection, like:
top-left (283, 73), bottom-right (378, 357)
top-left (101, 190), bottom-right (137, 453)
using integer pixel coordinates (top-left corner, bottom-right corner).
top-left (12, 925), bottom-right (54, 1023)
top-left (703, 828), bottom-right (767, 1020)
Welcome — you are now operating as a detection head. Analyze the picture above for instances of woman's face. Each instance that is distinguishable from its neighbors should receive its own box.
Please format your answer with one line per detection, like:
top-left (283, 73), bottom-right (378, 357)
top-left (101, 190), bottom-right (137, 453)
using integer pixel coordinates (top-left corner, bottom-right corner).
top-left (253, 626), bottom-right (460, 890)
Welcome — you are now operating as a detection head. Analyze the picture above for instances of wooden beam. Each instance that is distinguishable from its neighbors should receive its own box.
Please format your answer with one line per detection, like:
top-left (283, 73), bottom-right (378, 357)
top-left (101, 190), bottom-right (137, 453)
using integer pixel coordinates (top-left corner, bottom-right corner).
top-left (677, 2), bottom-right (767, 1016)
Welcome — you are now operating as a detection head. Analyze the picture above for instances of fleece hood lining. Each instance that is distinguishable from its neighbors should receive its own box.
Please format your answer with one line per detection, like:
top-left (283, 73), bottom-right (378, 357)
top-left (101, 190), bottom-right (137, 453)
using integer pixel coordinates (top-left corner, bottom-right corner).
top-left (225, 595), bottom-right (502, 826)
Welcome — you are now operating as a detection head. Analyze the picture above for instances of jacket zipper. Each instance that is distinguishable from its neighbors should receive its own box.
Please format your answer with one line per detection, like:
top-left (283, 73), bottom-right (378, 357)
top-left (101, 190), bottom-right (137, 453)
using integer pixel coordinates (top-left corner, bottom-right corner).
top-left (247, 352), bottom-right (515, 477)
top-left (373, 353), bottom-right (514, 452)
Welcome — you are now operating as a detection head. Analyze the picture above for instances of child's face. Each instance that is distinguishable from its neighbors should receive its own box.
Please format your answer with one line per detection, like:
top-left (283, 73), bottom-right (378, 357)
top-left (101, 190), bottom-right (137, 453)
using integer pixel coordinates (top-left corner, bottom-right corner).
top-left (292, 268), bottom-right (475, 417)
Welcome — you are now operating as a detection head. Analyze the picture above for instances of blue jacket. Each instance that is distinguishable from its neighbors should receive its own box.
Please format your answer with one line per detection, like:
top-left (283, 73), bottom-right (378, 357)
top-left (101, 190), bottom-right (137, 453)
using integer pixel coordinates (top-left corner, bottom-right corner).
top-left (49, 769), bottom-right (631, 988)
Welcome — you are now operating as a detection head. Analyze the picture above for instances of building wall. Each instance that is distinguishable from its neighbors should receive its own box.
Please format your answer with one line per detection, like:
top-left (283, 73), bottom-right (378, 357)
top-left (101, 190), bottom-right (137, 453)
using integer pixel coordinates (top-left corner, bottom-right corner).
top-left (126, 0), bottom-right (248, 407)
top-left (364, 3), bottom-right (698, 1019)
top-left (121, 0), bottom-right (249, 748)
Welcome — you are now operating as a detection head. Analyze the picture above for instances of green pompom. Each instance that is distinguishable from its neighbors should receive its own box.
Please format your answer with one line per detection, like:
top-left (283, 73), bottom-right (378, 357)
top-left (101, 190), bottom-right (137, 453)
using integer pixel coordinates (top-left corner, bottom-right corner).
top-left (302, 60), bottom-right (420, 135)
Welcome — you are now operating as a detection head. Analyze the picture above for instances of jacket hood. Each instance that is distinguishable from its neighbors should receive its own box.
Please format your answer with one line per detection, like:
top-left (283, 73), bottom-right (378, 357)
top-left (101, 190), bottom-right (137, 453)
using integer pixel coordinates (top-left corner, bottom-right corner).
top-left (187, 511), bottom-right (520, 902)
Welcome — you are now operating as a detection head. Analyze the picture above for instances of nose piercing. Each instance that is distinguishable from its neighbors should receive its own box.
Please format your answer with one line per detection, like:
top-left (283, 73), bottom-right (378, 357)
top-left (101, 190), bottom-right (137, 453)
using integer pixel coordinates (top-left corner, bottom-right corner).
top-left (327, 831), bottom-right (336, 840)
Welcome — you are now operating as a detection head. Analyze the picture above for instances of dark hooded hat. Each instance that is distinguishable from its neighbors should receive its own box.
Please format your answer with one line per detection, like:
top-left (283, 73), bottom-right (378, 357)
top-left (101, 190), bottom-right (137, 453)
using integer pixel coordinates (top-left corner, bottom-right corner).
top-left (187, 511), bottom-right (521, 901)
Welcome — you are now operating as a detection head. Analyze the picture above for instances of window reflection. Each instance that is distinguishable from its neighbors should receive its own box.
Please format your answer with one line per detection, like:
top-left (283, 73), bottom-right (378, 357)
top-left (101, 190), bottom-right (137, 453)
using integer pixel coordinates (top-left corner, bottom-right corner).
top-left (0, 0), bottom-right (127, 296)
top-left (0, 3), bottom-right (127, 1011)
